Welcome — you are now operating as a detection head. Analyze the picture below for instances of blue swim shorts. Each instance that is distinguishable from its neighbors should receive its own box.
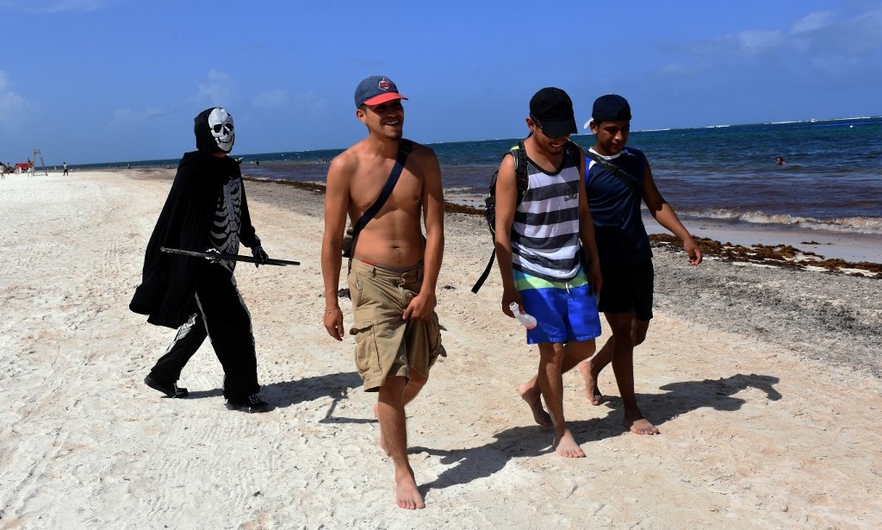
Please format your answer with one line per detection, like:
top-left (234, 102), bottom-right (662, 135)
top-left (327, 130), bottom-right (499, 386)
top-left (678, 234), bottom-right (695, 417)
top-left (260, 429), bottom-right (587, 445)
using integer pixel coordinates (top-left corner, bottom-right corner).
top-left (514, 268), bottom-right (602, 345)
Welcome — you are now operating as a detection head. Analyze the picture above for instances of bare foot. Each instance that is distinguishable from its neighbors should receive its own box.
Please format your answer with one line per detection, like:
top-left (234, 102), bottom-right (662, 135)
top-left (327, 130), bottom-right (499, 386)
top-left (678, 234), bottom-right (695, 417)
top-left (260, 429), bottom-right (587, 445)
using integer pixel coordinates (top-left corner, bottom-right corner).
top-left (625, 415), bottom-right (660, 435)
top-left (516, 383), bottom-right (552, 427)
top-left (374, 404), bottom-right (391, 455)
top-left (553, 428), bottom-right (586, 458)
top-left (577, 361), bottom-right (603, 406)
top-left (395, 467), bottom-right (425, 510)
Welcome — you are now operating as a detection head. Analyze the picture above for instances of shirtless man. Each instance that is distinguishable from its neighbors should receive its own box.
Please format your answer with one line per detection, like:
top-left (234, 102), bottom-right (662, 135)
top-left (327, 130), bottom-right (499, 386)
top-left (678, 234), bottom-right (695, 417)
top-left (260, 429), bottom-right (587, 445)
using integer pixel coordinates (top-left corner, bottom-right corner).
top-left (321, 76), bottom-right (445, 510)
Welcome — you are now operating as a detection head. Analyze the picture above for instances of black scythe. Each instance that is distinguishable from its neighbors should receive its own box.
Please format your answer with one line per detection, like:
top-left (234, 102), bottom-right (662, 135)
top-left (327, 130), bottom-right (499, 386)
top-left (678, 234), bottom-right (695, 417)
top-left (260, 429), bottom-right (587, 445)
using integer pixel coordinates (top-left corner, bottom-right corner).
top-left (160, 247), bottom-right (300, 266)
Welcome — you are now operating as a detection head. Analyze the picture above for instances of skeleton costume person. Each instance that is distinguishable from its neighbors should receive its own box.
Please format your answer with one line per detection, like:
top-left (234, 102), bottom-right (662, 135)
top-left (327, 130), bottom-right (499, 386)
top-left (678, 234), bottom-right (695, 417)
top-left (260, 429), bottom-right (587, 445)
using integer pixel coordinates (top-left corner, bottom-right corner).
top-left (130, 107), bottom-right (271, 413)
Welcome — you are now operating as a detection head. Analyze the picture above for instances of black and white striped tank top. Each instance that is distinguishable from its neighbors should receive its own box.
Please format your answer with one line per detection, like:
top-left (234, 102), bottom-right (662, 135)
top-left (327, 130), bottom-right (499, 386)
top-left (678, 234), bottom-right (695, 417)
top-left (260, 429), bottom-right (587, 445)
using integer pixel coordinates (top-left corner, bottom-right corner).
top-left (511, 149), bottom-right (582, 282)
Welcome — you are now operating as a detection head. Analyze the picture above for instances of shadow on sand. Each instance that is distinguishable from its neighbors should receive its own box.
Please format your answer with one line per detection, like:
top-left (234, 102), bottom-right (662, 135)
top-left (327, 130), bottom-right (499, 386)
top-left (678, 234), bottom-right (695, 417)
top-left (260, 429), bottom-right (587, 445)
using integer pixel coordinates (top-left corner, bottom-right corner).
top-left (187, 371), bottom-right (781, 497)
top-left (412, 373), bottom-right (781, 496)
top-left (181, 371), bottom-right (364, 417)
top-left (262, 371), bottom-right (364, 415)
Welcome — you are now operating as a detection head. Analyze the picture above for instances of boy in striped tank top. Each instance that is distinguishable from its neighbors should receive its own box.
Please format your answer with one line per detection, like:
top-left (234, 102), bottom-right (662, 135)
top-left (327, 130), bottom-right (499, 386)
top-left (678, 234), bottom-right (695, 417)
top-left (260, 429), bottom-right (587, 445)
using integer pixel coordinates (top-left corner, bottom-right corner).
top-left (495, 87), bottom-right (603, 458)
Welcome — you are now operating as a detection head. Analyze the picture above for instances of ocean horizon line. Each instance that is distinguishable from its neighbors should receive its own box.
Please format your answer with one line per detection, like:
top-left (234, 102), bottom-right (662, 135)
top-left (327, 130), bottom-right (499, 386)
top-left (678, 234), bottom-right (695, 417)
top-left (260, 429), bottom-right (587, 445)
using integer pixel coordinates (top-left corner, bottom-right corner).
top-left (64, 114), bottom-right (882, 169)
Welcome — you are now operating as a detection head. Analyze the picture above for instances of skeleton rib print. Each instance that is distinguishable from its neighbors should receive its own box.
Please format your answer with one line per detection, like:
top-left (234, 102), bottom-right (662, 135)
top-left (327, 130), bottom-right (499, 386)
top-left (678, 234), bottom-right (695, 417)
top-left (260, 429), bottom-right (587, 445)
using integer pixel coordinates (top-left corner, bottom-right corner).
top-left (209, 176), bottom-right (242, 272)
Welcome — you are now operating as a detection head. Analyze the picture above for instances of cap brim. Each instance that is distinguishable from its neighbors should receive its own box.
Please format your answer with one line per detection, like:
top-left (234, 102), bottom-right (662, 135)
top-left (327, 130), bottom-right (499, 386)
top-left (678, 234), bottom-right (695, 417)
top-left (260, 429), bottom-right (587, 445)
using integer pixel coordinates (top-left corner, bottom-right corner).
top-left (540, 117), bottom-right (578, 137)
top-left (362, 93), bottom-right (408, 106)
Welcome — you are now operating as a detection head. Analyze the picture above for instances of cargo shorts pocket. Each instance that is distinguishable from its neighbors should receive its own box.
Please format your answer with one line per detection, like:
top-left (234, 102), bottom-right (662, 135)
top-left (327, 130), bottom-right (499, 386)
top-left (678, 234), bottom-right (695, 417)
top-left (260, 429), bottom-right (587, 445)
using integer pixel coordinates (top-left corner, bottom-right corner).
top-left (348, 271), bottom-right (364, 308)
top-left (351, 322), bottom-right (380, 380)
top-left (426, 314), bottom-right (447, 368)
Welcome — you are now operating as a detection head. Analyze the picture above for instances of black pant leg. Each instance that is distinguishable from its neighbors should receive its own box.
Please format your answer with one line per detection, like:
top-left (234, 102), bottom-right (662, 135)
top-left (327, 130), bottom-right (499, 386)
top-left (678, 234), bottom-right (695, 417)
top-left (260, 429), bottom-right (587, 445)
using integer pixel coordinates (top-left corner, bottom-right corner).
top-left (149, 312), bottom-right (207, 383)
top-left (194, 263), bottom-right (260, 401)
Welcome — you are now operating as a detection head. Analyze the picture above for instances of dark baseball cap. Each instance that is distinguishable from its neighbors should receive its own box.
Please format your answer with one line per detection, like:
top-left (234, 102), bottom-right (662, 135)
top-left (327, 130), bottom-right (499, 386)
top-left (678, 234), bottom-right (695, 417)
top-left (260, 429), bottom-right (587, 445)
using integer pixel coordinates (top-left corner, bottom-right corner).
top-left (591, 94), bottom-right (631, 123)
top-left (529, 87), bottom-right (577, 137)
top-left (354, 75), bottom-right (408, 108)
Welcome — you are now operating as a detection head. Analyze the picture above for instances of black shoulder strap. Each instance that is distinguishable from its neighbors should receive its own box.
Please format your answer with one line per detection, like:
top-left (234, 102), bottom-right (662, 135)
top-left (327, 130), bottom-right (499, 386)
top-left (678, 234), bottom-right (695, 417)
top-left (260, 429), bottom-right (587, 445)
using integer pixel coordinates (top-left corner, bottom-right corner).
top-left (472, 139), bottom-right (529, 294)
top-left (563, 139), bottom-right (585, 179)
top-left (585, 149), bottom-right (642, 197)
top-left (512, 140), bottom-right (529, 201)
top-left (565, 140), bottom-right (582, 163)
top-left (491, 140), bottom-right (528, 196)
top-left (350, 139), bottom-right (413, 239)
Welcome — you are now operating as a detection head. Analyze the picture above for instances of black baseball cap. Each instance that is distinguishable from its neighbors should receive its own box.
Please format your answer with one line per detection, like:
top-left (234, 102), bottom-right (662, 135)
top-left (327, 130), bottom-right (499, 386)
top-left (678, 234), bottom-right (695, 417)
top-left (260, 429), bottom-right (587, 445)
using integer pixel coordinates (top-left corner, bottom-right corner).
top-left (529, 87), bottom-right (577, 137)
top-left (354, 75), bottom-right (408, 108)
top-left (591, 94), bottom-right (632, 123)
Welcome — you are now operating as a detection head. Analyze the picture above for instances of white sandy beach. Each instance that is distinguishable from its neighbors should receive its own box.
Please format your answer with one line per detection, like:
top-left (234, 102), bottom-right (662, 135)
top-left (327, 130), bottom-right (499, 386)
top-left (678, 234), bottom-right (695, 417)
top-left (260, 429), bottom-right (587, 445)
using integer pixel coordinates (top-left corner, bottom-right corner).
top-left (1, 170), bottom-right (881, 529)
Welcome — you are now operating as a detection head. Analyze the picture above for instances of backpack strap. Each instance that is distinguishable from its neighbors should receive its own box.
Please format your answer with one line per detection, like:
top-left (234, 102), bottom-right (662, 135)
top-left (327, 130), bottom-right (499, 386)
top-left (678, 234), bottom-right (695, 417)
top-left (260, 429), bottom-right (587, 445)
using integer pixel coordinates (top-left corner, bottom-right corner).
top-left (472, 248), bottom-right (497, 294)
top-left (512, 140), bottom-right (529, 202)
top-left (471, 141), bottom-right (530, 294)
top-left (565, 140), bottom-right (583, 166)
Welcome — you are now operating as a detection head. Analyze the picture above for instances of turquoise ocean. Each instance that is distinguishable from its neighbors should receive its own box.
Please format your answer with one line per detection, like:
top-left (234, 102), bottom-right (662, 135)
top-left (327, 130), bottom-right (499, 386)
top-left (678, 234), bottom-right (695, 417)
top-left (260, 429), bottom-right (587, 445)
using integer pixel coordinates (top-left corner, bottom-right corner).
top-left (97, 116), bottom-right (882, 240)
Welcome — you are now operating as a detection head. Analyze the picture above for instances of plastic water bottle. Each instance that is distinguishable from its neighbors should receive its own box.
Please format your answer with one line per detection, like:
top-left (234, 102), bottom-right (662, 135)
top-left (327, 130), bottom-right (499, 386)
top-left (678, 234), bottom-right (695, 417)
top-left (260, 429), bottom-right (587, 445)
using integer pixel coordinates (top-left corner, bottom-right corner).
top-left (509, 302), bottom-right (537, 330)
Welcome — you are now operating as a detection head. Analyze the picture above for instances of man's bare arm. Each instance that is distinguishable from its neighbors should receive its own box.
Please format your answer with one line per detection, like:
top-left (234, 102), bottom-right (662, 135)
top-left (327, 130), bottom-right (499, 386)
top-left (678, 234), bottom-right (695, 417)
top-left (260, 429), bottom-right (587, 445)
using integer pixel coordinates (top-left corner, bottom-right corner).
top-left (493, 153), bottom-right (520, 317)
top-left (321, 155), bottom-right (352, 340)
top-left (404, 145), bottom-right (444, 321)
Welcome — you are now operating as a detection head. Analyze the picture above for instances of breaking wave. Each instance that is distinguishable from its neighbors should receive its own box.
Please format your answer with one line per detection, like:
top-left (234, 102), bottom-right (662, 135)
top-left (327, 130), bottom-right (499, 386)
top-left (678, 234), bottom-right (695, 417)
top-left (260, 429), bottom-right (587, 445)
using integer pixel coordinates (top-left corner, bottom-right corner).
top-left (683, 209), bottom-right (882, 235)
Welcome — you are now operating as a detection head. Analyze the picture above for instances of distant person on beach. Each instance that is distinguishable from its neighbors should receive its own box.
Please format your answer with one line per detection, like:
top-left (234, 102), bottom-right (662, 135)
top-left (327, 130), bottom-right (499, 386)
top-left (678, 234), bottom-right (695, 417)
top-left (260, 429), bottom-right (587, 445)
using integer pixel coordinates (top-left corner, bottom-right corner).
top-left (578, 94), bottom-right (702, 435)
top-left (321, 75), bottom-right (445, 510)
top-left (63, 162), bottom-right (69, 175)
top-left (776, 156), bottom-right (785, 165)
top-left (129, 106), bottom-right (272, 413)
top-left (496, 87), bottom-right (602, 458)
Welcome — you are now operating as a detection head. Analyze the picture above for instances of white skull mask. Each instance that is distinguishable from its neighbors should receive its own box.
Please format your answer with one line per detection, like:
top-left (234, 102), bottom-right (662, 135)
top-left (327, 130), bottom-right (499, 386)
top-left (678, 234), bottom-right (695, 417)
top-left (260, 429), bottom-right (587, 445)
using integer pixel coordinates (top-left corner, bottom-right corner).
top-left (208, 108), bottom-right (235, 153)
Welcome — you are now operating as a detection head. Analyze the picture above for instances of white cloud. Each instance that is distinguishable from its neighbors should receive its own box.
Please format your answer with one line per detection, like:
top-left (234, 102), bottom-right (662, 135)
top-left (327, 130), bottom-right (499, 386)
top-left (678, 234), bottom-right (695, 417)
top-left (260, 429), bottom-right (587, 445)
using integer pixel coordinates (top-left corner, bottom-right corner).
top-left (687, 29), bottom-right (784, 58)
top-left (0, 0), bottom-right (127, 14)
top-left (787, 8), bottom-right (882, 68)
top-left (655, 63), bottom-right (694, 79)
top-left (252, 89), bottom-right (288, 109)
top-left (840, 7), bottom-right (882, 52)
top-left (291, 92), bottom-right (328, 115)
top-left (735, 30), bottom-right (784, 54)
top-left (0, 91), bottom-right (27, 121)
top-left (107, 106), bottom-right (165, 128)
top-left (790, 11), bottom-right (835, 34)
top-left (677, 6), bottom-right (881, 73)
top-left (194, 70), bottom-right (236, 106)
top-left (0, 71), bottom-right (31, 126)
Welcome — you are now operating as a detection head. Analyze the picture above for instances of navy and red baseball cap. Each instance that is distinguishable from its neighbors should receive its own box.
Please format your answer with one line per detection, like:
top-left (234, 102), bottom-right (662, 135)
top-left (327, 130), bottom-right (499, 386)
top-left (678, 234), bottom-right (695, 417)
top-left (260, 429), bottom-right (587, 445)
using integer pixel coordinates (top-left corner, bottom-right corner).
top-left (354, 76), bottom-right (408, 108)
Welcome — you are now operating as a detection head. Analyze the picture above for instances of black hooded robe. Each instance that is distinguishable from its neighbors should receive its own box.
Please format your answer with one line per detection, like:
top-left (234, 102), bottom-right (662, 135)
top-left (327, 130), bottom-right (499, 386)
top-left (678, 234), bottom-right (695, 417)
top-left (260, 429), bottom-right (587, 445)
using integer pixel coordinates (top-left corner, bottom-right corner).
top-left (129, 150), bottom-right (259, 329)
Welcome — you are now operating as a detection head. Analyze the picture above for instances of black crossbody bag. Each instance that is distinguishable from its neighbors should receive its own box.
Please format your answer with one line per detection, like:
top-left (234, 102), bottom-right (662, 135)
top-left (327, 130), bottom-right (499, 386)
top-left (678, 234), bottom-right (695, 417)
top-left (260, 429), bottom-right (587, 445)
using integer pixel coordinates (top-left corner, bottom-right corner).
top-left (341, 139), bottom-right (413, 259)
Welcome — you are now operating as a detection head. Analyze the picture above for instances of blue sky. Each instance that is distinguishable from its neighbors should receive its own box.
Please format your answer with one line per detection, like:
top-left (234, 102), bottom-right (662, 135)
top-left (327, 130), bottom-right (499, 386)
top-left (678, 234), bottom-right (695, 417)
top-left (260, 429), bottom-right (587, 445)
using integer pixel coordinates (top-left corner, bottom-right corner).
top-left (1, 0), bottom-right (880, 165)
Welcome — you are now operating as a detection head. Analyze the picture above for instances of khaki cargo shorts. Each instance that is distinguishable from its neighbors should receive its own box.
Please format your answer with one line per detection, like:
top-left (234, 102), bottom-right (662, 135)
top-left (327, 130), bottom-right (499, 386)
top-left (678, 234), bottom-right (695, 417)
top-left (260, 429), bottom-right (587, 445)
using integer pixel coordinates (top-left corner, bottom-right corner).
top-left (348, 259), bottom-right (446, 391)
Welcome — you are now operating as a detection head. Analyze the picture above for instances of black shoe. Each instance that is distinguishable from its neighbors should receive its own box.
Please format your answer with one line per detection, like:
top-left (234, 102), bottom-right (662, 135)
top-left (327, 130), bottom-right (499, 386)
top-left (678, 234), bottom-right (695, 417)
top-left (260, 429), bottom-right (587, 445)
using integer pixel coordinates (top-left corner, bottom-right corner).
top-left (225, 394), bottom-right (270, 413)
top-left (144, 374), bottom-right (189, 398)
